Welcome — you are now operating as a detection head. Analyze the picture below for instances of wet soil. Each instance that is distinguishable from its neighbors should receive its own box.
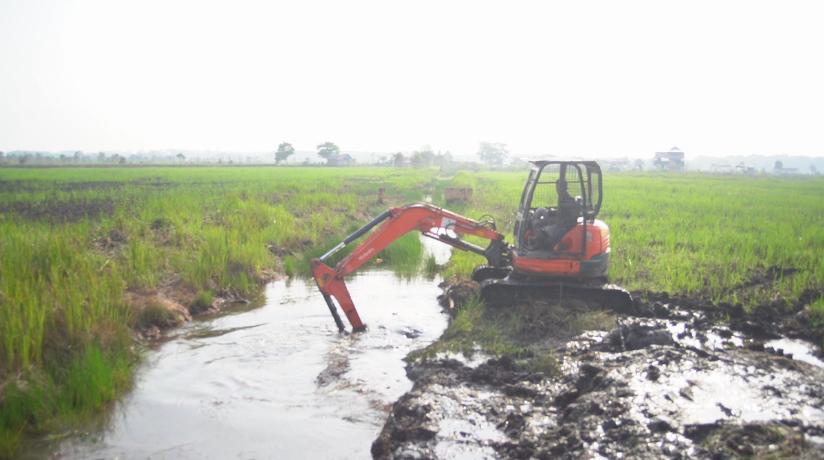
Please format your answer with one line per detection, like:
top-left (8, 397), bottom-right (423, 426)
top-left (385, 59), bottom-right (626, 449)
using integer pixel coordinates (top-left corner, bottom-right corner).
top-left (373, 291), bottom-right (824, 459)
top-left (631, 288), bottom-right (824, 345)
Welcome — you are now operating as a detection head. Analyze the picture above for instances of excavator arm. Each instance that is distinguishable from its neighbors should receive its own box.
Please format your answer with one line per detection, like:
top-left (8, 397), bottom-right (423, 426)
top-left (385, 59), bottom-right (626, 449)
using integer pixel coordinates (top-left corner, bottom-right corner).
top-left (311, 202), bottom-right (509, 332)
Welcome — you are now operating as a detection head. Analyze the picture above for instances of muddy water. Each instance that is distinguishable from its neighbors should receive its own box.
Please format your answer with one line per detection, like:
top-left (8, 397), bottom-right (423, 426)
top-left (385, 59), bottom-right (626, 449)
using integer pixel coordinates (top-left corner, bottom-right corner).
top-left (47, 238), bottom-right (451, 459)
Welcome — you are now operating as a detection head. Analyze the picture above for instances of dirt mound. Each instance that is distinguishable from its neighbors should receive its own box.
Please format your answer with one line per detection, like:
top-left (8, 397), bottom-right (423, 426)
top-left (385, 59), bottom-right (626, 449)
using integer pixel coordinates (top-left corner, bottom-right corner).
top-left (373, 293), bottom-right (824, 459)
top-left (437, 279), bottom-right (480, 311)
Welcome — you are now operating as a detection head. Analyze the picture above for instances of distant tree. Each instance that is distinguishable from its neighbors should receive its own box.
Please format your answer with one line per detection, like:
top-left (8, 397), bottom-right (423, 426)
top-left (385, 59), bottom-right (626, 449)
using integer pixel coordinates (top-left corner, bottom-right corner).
top-left (59, 154), bottom-right (66, 163)
top-left (411, 146), bottom-right (435, 168)
top-left (810, 164), bottom-right (818, 175)
top-left (317, 142), bottom-right (340, 162)
top-left (73, 151), bottom-right (82, 163)
top-left (477, 142), bottom-right (508, 167)
top-left (275, 142), bottom-right (296, 164)
top-left (176, 153), bottom-right (186, 163)
top-left (392, 152), bottom-right (406, 167)
top-left (19, 154), bottom-right (29, 165)
top-left (634, 159), bottom-right (644, 171)
top-left (0, 151), bottom-right (4, 164)
top-left (774, 160), bottom-right (783, 172)
top-left (434, 151), bottom-right (453, 168)
top-left (97, 152), bottom-right (107, 163)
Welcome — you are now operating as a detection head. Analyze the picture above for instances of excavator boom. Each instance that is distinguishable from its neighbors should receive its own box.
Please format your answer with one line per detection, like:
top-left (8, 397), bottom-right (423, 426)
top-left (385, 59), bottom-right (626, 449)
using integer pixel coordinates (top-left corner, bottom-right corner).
top-left (311, 203), bottom-right (508, 332)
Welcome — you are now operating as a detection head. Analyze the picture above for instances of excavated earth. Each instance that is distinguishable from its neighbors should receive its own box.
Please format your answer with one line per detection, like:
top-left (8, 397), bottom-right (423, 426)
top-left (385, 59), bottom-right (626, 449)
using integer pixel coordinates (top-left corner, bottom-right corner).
top-left (372, 288), bottom-right (824, 459)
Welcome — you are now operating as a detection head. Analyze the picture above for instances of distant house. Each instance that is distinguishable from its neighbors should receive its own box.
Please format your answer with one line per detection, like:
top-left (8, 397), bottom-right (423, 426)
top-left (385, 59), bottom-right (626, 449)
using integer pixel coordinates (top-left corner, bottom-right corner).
top-left (327, 153), bottom-right (355, 166)
top-left (735, 162), bottom-right (757, 176)
top-left (773, 160), bottom-right (797, 175)
top-left (653, 147), bottom-right (685, 172)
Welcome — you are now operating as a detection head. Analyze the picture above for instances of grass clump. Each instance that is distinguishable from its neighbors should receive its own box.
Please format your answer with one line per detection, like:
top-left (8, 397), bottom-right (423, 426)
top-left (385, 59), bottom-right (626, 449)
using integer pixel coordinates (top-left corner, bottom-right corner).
top-left (412, 296), bottom-right (520, 359)
top-left (0, 344), bottom-right (130, 458)
top-left (423, 255), bottom-right (440, 278)
top-left (135, 302), bottom-right (179, 330)
top-left (412, 295), bottom-right (615, 376)
top-left (190, 290), bottom-right (214, 314)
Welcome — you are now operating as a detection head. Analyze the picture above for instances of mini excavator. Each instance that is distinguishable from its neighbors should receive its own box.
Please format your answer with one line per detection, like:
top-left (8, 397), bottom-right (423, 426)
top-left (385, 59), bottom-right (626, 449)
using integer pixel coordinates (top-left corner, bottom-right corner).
top-left (312, 160), bottom-right (631, 332)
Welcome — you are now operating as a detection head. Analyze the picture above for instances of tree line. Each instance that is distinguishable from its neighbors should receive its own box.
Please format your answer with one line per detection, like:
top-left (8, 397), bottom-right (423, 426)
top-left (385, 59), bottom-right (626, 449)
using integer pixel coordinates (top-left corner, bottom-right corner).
top-left (273, 141), bottom-right (511, 167)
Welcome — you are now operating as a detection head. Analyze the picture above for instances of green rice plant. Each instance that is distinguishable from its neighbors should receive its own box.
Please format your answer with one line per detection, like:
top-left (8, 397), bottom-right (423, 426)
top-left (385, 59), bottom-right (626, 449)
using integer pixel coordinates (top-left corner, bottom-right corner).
top-left (190, 290), bottom-right (214, 314)
top-left (423, 254), bottom-right (440, 277)
top-left (135, 302), bottom-right (178, 329)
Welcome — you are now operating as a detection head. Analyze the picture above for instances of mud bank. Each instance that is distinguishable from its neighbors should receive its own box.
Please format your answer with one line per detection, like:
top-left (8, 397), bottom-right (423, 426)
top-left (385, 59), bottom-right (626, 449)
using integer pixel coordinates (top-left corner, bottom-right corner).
top-left (373, 291), bottom-right (824, 459)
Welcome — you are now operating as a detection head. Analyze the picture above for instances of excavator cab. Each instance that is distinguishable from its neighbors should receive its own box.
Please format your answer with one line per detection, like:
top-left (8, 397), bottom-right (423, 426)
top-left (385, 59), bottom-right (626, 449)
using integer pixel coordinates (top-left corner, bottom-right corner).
top-left (506, 161), bottom-right (610, 279)
top-left (475, 159), bottom-right (626, 307)
top-left (514, 161), bottom-right (602, 251)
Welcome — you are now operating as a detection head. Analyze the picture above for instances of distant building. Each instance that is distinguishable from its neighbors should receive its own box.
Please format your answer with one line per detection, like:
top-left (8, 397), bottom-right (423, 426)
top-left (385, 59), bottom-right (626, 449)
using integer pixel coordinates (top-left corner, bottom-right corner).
top-left (735, 162), bottom-right (757, 176)
top-left (773, 160), bottom-right (797, 175)
top-left (327, 153), bottom-right (355, 166)
top-left (653, 147), bottom-right (685, 172)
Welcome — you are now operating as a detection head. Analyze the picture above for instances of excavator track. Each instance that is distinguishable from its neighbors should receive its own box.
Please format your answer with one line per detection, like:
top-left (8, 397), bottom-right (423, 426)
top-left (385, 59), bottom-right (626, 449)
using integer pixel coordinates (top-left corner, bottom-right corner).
top-left (479, 275), bottom-right (633, 312)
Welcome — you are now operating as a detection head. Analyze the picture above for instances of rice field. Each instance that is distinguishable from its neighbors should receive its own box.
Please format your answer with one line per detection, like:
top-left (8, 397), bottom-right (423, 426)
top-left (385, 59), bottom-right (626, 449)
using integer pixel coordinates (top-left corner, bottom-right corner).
top-left (1, 165), bottom-right (823, 456)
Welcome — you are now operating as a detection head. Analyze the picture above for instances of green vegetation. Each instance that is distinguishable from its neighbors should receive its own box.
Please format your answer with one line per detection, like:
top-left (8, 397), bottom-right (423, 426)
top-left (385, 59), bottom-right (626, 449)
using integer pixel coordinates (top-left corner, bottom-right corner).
top-left (411, 295), bottom-right (616, 374)
top-left (0, 166), bottom-right (438, 456)
top-left (1, 166), bottom-right (823, 456)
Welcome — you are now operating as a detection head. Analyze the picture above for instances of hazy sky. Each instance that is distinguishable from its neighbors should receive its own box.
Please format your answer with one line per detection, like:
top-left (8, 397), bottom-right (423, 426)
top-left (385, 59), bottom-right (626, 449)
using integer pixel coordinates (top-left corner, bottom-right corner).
top-left (1, 0), bottom-right (823, 157)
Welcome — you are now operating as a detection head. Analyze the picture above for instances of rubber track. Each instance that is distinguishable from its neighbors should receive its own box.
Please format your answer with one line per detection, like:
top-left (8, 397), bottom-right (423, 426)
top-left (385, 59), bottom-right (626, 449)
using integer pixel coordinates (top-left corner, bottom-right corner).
top-left (480, 278), bottom-right (632, 311)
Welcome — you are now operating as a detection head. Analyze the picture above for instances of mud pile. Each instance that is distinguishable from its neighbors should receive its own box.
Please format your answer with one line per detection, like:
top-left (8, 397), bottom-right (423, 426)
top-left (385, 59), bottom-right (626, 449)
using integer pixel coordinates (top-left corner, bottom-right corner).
top-left (372, 295), bottom-right (824, 459)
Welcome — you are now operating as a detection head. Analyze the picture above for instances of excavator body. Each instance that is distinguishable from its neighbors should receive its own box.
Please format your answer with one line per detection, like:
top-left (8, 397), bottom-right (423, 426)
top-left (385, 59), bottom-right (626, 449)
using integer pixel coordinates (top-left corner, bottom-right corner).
top-left (312, 160), bottom-right (631, 332)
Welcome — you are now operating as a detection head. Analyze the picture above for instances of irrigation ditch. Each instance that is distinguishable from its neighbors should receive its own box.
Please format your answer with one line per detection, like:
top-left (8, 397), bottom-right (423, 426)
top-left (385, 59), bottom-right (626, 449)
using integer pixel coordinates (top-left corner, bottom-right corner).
top-left (24, 237), bottom-right (453, 458)
top-left (33, 244), bottom-right (824, 459)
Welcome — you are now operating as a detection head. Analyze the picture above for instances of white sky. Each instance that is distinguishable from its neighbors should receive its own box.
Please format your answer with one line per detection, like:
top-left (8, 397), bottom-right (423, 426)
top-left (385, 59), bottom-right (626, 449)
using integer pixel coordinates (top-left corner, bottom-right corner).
top-left (1, 0), bottom-right (823, 157)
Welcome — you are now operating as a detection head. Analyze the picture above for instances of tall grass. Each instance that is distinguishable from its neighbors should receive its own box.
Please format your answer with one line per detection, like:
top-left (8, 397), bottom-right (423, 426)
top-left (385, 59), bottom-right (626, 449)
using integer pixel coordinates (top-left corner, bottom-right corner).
top-left (0, 166), bottom-right (439, 455)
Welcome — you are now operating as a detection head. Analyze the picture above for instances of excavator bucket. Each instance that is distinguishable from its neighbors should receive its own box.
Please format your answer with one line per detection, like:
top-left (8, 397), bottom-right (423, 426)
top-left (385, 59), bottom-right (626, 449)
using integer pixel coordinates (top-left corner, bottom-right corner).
top-left (311, 260), bottom-right (366, 333)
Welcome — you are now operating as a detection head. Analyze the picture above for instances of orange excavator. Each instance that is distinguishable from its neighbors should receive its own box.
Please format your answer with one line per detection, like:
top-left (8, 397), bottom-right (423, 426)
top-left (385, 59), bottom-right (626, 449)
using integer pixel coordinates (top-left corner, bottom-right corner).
top-left (312, 160), bottom-right (631, 332)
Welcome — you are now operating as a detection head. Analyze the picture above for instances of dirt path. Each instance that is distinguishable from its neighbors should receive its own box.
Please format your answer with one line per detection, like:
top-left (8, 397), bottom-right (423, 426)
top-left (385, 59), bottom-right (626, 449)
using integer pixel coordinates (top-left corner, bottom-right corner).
top-left (372, 295), bottom-right (824, 459)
